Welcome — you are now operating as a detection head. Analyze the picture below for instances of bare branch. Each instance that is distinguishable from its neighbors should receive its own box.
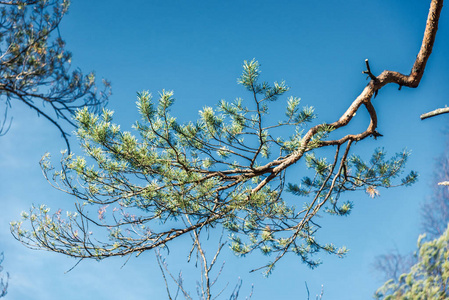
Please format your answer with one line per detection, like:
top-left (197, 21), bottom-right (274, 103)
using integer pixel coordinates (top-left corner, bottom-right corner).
top-left (420, 106), bottom-right (449, 120)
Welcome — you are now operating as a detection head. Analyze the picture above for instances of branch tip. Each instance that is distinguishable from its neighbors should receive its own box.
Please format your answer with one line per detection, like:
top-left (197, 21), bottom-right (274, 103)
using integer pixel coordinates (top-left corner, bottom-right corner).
top-left (362, 59), bottom-right (378, 81)
top-left (420, 107), bottom-right (449, 120)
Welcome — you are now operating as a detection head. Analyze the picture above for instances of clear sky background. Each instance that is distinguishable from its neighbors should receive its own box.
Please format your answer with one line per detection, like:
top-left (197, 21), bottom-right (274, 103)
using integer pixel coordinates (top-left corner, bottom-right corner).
top-left (1, 0), bottom-right (449, 299)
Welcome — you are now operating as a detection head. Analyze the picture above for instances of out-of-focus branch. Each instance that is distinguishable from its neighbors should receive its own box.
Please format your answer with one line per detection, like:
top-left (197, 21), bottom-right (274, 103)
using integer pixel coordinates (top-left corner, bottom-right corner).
top-left (0, 253), bottom-right (8, 298)
top-left (420, 107), bottom-right (449, 120)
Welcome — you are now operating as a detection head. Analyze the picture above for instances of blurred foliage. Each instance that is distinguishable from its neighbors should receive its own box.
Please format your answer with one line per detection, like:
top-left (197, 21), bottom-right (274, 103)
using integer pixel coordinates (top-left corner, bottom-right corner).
top-left (0, 253), bottom-right (8, 298)
top-left (374, 225), bottom-right (449, 299)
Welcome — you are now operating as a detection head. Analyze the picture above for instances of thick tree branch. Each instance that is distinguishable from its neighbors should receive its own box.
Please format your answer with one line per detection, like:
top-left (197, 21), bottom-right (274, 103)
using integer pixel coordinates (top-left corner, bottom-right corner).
top-left (252, 0), bottom-right (443, 193)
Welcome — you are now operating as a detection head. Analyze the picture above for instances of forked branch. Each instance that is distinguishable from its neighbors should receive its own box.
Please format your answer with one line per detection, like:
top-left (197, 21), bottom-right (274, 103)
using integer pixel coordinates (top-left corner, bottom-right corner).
top-left (11, 0), bottom-right (442, 274)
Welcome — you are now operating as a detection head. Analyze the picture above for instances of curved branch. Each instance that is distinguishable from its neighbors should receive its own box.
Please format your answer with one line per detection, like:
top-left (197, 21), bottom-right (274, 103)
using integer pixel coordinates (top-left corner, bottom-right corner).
top-left (252, 0), bottom-right (443, 193)
top-left (16, 94), bottom-right (71, 153)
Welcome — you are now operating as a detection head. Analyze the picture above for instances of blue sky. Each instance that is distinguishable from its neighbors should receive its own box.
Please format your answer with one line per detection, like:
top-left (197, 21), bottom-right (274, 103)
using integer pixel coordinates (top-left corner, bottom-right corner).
top-left (1, 0), bottom-right (449, 299)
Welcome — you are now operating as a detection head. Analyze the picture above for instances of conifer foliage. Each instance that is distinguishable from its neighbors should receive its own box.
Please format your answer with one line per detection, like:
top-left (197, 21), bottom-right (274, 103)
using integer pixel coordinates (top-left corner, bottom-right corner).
top-left (375, 226), bottom-right (449, 299)
top-left (0, 0), bottom-right (109, 150)
top-left (11, 60), bottom-right (417, 273)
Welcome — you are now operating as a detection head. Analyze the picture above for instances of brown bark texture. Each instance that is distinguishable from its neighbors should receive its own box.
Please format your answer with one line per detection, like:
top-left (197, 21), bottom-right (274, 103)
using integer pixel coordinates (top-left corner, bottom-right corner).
top-left (252, 0), bottom-right (444, 193)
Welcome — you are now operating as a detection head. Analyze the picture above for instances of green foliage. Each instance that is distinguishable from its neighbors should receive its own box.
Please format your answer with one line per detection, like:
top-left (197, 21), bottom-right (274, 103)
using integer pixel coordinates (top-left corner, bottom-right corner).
top-left (374, 225), bottom-right (449, 300)
top-left (288, 148), bottom-right (417, 216)
top-left (12, 60), bottom-right (417, 275)
top-left (0, 0), bottom-right (109, 148)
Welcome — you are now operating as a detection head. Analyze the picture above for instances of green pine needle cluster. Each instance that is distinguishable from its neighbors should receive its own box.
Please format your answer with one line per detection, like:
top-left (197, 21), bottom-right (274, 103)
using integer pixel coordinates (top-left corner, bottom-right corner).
top-left (12, 60), bottom-right (417, 274)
